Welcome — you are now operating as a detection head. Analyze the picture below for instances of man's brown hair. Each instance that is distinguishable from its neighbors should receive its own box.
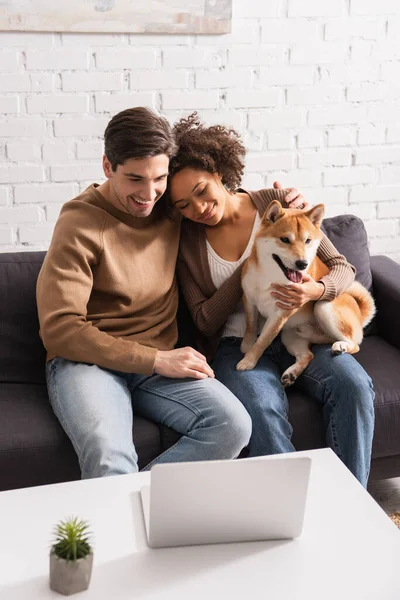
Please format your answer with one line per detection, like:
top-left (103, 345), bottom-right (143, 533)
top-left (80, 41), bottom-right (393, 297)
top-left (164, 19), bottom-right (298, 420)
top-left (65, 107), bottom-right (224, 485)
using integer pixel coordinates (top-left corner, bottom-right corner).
top-left (104, 107), bottom-right (177, 170)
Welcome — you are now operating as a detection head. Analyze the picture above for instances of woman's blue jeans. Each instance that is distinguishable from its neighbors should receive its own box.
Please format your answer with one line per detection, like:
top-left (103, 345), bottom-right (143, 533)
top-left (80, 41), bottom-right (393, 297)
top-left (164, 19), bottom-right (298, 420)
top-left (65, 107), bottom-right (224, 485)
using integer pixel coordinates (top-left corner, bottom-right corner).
top-left (212, 337), bottom-right (375, 488)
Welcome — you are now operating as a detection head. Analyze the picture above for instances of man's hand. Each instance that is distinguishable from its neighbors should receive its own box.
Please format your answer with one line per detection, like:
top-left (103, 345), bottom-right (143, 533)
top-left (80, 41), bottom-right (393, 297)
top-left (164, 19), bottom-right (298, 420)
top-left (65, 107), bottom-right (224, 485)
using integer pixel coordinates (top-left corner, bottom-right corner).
top-left (271, 273), bottom-right (325, 310)
top-left (154, 347), bottom-right (215, 380)
top-left (273, 181), bottom-right (311, 211)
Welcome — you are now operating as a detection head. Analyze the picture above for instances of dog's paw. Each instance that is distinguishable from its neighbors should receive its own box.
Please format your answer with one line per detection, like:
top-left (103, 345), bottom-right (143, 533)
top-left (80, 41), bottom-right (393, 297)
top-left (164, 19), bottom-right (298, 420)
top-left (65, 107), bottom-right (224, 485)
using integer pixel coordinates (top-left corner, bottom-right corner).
top-left (332, 341), bottom-right (349, 355)
top-left (240, 337), bottom-right (256, 354)
top-left (236, 356), bottom-right (257, 371)
top-left (281, 371), bottom-right (297, 388)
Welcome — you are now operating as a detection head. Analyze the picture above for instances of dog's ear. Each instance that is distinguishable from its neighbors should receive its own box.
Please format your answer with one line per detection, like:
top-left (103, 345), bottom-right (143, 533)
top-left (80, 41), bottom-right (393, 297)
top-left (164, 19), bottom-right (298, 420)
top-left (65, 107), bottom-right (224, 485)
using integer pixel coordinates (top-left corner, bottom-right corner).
top-left (304, 204), bottom-right (325, 228)
top-left (262, 200), bottom-right (284, 225)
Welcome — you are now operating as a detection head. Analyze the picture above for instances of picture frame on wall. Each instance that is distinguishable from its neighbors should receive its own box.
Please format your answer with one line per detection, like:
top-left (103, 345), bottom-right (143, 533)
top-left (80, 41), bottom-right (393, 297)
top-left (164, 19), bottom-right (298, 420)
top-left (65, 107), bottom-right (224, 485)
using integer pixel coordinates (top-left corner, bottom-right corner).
top-left (0, 0), bottom-right (232, 34)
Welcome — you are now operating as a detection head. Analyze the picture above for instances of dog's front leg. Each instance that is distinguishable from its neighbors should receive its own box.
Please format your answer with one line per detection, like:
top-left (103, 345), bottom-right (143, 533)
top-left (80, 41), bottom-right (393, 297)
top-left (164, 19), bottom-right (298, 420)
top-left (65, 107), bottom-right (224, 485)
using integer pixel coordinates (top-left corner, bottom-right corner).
top-left (280, 328), bottom-right (314, 388)
top-left (237, 310), bottom-right (295, 371)
top-left (240, 295), bottom-right (259, 354)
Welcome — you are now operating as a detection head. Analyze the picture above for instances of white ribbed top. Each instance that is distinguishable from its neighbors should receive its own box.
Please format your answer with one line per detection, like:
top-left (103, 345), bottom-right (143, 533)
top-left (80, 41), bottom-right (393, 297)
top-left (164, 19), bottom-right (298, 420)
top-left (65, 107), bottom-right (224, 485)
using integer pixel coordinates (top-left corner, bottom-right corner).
top-left (207, 212), bottom-right (261, 338)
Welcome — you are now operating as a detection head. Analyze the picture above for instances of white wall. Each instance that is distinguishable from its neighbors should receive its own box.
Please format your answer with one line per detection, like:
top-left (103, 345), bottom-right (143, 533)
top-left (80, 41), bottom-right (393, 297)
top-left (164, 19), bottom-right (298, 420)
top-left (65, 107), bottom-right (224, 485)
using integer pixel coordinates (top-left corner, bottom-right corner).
top-left (1, 0), bottom-right (399, 259)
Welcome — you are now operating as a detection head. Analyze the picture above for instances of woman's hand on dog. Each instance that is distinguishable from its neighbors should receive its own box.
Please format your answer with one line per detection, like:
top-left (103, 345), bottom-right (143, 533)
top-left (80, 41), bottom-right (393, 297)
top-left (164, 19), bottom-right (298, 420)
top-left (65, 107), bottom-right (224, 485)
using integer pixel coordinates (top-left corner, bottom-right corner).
top-left (273, 181), bottom-right (311, 211)
top-left (271, 274), bottom-right (325, 310)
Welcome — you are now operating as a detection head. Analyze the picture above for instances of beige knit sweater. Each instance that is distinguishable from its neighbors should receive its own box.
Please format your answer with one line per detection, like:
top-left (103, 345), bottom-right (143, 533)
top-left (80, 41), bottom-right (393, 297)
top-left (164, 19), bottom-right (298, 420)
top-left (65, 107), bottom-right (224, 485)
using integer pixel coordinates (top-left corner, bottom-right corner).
top-left (37, 184), bottom-right (181, 375)
top-left (177, 187), bottom-right (356, 360)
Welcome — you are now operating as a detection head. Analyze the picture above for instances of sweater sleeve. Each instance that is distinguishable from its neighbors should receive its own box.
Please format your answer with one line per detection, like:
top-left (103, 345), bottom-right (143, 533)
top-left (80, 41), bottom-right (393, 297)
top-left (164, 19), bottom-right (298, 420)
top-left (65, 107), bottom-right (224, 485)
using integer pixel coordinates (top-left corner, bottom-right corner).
top-left (177, 252), bottom-right (244, 337)
top-left (36, 204), bottom-right (157, 375)
top-left (264, 188), bottom-right (290, 209)
top-left (245, 187), bottom-right (296, 218)
top-left (316, 234), bottom-right (356, 301)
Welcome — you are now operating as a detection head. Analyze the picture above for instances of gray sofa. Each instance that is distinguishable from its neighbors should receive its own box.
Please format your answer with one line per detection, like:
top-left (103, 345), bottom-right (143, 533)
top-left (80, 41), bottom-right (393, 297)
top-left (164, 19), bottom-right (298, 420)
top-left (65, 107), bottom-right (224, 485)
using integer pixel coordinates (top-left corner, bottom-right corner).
top-left (1, 213), bottom-right (400, 491)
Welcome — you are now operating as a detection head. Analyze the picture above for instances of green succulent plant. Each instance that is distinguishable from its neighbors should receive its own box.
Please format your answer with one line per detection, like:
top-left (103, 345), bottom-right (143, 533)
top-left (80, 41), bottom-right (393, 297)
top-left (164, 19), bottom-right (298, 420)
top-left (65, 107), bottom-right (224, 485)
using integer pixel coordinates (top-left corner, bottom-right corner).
top-left (51, 517), bottom-right (92, 562)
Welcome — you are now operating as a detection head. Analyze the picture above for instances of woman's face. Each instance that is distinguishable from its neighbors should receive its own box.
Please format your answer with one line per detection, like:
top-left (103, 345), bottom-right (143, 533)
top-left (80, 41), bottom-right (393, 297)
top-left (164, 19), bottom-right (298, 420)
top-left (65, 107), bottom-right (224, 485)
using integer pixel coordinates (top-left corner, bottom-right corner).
top-left (169, 168), bottom-right (227, 225)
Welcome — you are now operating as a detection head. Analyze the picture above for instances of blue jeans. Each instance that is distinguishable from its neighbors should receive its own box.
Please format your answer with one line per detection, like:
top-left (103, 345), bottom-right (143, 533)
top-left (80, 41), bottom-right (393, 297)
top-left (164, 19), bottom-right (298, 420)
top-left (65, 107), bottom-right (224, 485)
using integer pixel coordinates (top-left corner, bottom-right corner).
top-left (46, 358), bottom-right (252, 479)
top-left (212, 337), bottom-right (375, 488)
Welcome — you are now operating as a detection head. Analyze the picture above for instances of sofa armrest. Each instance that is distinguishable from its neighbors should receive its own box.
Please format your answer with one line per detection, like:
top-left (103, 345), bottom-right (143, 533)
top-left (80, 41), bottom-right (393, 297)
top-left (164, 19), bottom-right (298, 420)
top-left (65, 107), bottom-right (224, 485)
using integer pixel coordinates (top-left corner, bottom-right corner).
top-left (370, 255), bottom-right (400, 349)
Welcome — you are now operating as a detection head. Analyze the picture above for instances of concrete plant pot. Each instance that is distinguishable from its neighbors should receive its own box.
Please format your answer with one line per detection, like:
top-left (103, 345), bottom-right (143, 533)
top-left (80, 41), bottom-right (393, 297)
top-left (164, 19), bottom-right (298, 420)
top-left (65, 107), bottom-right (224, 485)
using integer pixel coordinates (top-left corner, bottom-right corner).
top-left (49, 551), bottom-right (93, 596)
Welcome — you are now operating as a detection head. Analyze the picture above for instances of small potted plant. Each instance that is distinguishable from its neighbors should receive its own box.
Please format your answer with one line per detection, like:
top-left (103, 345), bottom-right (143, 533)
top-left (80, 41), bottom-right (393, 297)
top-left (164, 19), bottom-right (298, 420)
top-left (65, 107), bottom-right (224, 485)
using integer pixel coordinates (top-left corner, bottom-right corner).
top-left (49, 516), bottom-right (93, 596)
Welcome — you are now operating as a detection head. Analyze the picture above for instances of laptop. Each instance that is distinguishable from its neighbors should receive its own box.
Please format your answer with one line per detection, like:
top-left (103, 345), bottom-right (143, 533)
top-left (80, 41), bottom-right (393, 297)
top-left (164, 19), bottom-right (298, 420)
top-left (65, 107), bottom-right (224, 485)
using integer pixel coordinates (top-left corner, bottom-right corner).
top-left (139, 454), bottom-right (311, 548)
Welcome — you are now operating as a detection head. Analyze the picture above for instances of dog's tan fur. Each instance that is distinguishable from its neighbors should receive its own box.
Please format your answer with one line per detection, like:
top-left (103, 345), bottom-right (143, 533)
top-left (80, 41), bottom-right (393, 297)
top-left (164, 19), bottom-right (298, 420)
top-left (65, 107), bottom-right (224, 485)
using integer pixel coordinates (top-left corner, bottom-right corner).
top-left (237, 201), bottom-right (375, 387)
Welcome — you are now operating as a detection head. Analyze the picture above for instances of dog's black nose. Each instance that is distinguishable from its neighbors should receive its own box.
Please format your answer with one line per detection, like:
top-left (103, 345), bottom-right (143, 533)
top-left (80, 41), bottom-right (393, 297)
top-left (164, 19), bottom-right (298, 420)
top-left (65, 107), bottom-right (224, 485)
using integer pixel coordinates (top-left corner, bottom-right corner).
top-left (295, 260), bottom-right (308, 270)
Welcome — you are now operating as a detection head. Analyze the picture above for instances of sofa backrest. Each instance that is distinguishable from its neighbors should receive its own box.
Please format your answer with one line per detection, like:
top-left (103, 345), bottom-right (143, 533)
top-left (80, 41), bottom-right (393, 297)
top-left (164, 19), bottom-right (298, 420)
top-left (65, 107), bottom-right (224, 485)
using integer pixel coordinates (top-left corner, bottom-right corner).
top-left (0, 214), bottom-right (372, 384)
top-left (0, 252), bottom-right (47, 384)
top-left (321, 214), bottom-right (372, 291)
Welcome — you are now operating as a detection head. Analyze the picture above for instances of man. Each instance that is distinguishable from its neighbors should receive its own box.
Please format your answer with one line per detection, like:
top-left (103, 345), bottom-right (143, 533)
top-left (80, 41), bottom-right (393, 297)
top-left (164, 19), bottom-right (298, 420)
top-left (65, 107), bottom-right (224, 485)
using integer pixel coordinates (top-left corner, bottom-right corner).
top-left (37, 107), bottom-right (252, 479)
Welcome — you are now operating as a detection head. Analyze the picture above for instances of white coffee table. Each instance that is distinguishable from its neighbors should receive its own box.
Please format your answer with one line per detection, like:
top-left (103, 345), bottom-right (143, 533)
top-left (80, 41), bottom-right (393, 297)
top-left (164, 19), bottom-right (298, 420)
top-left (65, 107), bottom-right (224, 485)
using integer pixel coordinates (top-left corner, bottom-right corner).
top-left (0, 448), bottom-right (399, 600)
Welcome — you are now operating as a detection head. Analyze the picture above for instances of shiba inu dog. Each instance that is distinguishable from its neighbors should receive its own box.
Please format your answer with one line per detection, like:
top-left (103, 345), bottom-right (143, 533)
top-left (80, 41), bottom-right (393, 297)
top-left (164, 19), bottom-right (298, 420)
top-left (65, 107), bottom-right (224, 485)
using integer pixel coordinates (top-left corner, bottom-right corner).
top-left (236, 201), bottom-right (375, 387)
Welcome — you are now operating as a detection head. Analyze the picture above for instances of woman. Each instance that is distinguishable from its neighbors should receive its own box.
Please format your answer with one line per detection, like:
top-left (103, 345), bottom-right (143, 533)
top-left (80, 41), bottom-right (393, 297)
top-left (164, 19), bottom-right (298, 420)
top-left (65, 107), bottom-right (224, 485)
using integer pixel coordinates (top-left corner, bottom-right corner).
top-left (169, 113), bottom-right (375, 488)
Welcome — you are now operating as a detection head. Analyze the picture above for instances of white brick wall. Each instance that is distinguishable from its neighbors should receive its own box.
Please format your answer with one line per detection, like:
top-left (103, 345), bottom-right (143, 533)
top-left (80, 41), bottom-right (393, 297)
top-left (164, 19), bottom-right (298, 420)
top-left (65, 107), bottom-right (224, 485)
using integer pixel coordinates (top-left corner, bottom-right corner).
top-left (0, 0), bottom-right (399, 260)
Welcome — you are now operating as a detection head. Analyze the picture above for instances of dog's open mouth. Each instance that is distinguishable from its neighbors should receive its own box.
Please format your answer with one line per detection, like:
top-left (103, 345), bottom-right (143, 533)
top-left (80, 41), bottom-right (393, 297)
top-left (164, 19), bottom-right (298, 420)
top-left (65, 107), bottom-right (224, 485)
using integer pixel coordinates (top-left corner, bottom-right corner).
top-left (272, 254), bottom-right (303, 284)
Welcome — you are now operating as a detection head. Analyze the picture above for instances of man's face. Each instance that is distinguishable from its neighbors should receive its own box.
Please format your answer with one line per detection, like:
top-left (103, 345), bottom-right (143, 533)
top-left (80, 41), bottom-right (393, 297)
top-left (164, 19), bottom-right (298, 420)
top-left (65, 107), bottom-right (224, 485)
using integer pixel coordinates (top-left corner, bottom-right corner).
top-left (103, 154), bottom-right (170, 218)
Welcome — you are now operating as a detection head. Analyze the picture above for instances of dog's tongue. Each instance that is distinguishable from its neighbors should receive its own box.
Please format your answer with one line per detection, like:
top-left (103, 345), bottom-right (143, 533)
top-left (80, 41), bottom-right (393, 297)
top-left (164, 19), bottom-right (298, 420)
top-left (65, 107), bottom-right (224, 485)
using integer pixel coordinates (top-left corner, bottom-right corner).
top-left (287, 270), bottom-right (303, 284)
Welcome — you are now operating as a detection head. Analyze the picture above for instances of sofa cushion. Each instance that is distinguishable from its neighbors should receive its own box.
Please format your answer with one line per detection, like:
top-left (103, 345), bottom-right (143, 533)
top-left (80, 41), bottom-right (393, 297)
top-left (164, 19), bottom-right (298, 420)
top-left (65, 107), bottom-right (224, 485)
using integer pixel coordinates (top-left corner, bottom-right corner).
top-left (0, 383), bottom-right (80, 490)
top-left (0, 252), bottom-right (47, 385)
top-left (322, 214), bottom-right (372, 291)
top-left (355, 336), bottom-right (400, 459)
top-left (287, 336), bottom-right (400, 461)
top-left (0, 381), bottom-right (179, 491)
top-left (288, 389), bottom-right (324, 450)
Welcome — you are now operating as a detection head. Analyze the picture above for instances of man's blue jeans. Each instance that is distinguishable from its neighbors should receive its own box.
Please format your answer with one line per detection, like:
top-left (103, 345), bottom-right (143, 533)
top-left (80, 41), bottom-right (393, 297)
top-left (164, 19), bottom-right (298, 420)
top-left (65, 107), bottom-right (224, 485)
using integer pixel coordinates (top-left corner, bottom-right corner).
top-left (212, 337), bottom-right (375, 488)
top-left (46, 358), bottom-right (252, 479)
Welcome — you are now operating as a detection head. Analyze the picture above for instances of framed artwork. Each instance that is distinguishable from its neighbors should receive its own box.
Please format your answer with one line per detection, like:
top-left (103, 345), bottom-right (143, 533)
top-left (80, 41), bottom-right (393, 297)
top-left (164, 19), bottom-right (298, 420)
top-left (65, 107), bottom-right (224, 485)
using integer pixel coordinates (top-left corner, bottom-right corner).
top-left (0, 0), bottom-right (232, 33)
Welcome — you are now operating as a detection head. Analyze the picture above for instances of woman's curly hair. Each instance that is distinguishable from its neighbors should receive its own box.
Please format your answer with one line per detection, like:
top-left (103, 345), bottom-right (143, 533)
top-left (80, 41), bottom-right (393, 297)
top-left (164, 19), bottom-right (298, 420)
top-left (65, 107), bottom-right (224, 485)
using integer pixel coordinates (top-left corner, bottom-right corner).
top-left (169, 113), bottom-right (246, 192)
